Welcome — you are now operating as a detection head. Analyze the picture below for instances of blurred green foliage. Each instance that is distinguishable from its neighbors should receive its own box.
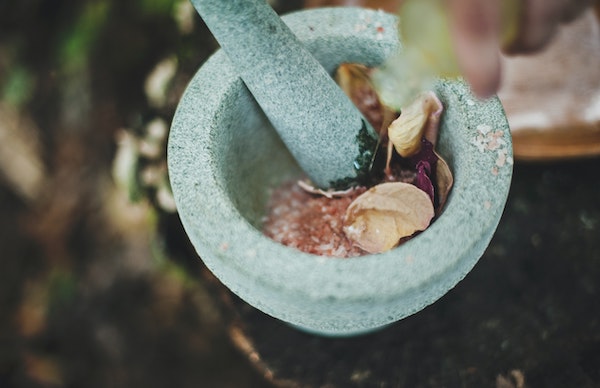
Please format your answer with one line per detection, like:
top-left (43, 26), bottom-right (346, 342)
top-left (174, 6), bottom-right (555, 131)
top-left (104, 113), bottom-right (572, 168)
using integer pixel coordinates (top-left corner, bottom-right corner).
top-left (59, 1), bottom-right (111, 73)
top-left (2, 66), bottom-right (35, 108)
top-left (138, 0), bottom-right (176, 16)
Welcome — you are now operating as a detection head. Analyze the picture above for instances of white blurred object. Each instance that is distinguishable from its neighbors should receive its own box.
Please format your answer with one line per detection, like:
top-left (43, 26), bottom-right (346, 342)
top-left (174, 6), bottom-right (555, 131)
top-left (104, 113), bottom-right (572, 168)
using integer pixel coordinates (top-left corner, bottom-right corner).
top-left (144, 56), bottom-right (178, 109)
top-left (173, 0), bottom-right (195, 34)
top-left (0, 104), bottom-right (45, 201)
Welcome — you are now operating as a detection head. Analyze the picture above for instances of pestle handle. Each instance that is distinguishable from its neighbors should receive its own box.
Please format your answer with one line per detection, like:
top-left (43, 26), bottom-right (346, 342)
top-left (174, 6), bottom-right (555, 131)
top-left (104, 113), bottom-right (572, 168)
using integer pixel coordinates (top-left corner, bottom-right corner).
top-left (190, 0), bottom-right (379, 189)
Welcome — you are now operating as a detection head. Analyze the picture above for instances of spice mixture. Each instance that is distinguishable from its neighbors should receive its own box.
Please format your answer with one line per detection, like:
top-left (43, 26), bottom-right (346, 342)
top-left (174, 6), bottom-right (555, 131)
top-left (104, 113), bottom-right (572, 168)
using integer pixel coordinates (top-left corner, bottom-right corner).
top-left (262, 181), bottom-right (367, 258)
top-left (261, 64), bottom-right (452, 258)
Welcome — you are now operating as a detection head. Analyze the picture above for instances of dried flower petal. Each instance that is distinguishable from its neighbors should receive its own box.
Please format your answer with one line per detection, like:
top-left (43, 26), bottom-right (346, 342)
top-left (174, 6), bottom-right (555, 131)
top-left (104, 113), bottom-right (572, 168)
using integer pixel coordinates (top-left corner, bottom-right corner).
top-left (408, 138), bottom-right (454, 214)
top-left (408, 137), bottom-right (438, 171)
top-left (335, 63), bottom-right (397, 134)
top-left (415, 160), bottom-right (434, 202)
top-left (434, 151), bottom-right (453, 213)
top-left (388, 91), bottom-right (443, 157)
top-left (343, 182), bottom-right (434, 253)
top-left (422, 92), bottom-right (443, 146)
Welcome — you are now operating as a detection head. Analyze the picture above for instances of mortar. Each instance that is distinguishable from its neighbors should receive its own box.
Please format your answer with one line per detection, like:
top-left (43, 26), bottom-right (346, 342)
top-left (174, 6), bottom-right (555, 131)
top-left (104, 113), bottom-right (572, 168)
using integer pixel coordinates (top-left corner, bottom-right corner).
top-left (168, 7), bottom-right (512, 336)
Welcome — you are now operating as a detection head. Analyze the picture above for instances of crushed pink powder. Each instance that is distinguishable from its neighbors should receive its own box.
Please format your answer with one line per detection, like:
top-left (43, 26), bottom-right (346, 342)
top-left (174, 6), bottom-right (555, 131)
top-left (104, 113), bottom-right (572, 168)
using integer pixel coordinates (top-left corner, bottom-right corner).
top-left (262, 180), bottom-right (367, 258)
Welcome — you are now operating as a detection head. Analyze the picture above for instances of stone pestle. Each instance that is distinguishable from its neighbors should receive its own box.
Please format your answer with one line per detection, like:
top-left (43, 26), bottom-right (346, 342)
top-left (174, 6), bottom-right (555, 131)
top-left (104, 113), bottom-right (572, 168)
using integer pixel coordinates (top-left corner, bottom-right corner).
top-left (190, 0), bottom-right (379, 189)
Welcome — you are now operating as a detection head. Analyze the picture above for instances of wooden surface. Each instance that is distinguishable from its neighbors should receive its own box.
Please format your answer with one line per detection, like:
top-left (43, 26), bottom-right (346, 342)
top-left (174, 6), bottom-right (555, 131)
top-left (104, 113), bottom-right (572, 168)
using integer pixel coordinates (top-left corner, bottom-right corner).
top-left (512, 123), bottom-right (600, 161)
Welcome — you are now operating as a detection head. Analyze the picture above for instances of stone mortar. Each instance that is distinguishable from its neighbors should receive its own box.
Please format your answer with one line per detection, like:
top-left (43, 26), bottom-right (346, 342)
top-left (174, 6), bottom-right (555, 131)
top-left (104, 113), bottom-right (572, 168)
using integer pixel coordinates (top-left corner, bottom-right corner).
top-left (168, 7), bottom-right (513, 336)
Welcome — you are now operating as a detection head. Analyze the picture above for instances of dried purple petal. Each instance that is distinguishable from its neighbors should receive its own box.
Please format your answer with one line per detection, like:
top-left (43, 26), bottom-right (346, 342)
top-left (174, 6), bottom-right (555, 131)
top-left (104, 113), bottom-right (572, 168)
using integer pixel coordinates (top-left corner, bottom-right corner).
top-left (415, 160), bottom-right (434, 202)
top-left (409, 137), bottom-right (438, 171)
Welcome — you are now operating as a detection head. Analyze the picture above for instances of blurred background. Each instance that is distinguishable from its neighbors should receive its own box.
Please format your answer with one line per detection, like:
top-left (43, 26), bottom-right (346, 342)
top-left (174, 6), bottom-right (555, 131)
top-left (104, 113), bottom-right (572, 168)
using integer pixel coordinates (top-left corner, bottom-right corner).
top-left (1, 1), bottom-right (599, 387)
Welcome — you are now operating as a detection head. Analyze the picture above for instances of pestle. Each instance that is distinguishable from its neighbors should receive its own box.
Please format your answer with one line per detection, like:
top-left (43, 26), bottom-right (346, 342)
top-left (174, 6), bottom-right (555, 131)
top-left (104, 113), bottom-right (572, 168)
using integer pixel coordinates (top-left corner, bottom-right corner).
top-left (190, 0), bottom-right (379, 190)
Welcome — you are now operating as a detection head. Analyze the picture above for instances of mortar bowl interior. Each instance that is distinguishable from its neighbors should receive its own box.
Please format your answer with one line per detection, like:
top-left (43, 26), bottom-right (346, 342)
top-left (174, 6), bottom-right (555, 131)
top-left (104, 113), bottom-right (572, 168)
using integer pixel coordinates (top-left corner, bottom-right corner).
top-left (168, 7), bottom-right (512, 336)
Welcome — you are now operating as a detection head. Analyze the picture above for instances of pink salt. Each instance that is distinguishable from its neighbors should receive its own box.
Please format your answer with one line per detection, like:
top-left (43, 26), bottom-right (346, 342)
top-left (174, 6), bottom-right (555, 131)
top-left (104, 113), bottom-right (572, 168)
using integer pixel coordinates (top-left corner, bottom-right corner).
top-left (262, 181), bottom-right (367, 258)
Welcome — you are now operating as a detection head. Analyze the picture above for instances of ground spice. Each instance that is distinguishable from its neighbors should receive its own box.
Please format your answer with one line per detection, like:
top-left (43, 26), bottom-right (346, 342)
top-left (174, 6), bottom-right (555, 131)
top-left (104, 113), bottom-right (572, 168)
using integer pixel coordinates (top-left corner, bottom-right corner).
top-left (262, 181), bottom-right (367, 258)
top-left (261, 162), bottom-right (421, 258)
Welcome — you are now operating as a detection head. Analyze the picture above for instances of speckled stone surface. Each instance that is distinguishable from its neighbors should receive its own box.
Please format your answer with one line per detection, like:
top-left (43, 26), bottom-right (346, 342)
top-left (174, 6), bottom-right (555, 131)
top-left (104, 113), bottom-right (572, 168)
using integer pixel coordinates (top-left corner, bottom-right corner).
top-left (190, 0), bottom-right (379, 189)
top-left (168, 7), bottom-right (512, 336)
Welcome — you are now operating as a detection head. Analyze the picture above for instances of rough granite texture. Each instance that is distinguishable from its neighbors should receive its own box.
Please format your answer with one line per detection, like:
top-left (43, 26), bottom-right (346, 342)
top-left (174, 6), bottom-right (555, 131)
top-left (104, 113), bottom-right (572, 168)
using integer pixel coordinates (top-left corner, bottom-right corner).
top-left (190, 0), bottom-right (379, 189)
top-left (168, 7), bottom-right (513, 336)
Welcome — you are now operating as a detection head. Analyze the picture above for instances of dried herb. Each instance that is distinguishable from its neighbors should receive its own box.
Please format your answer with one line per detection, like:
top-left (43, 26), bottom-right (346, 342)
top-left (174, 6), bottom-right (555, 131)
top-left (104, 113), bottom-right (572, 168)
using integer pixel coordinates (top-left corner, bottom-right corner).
top-left (415, 160), bottom-right (434, 203)
top-left (343, 182), bottom-right (434, 254)
top-left (335, 65), bottom-right (453, 253)
top-left (387, 92), bottom-right (439, 157)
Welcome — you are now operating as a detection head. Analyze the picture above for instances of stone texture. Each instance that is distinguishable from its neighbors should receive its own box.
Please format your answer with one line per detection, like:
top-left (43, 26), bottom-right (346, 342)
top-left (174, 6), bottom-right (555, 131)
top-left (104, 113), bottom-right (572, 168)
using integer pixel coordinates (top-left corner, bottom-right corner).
top-left (168, 7), bottom-right (512, 336)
